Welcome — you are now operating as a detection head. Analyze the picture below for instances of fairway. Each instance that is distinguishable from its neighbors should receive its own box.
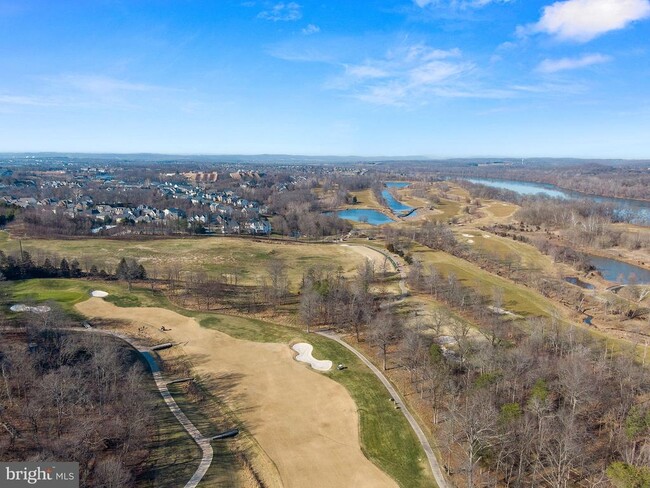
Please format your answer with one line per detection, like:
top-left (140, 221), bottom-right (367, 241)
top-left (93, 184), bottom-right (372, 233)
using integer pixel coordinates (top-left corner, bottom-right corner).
top-left (74, 297), bottom-right (430, 488)
top-left (455, 229), bottom-right (558, 272)
top-left (413, 246), bottom-right (558, 317)
top-left (0, 234), bottom-right (368, 289)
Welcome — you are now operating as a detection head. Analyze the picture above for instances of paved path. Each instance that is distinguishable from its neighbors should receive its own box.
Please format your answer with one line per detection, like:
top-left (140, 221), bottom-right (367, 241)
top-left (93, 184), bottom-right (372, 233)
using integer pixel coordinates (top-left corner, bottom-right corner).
top-left (316, 330), bottom-right (450, 488)
top-left (153, 371), bottom-right (213, 488)
top-left (57, 326), bottom-right (214, 488)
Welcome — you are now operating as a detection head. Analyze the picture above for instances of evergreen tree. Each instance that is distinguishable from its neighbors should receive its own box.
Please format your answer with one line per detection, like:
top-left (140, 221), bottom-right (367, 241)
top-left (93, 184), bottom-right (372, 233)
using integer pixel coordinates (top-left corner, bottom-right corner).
top-left (59, 258), bottom-right (70, 278)
top-left (70, 259), bottom-right (82, 278)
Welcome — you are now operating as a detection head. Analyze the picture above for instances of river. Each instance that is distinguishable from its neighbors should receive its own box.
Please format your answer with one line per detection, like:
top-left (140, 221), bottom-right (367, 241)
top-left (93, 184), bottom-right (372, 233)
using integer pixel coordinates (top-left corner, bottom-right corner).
top-left (465, 178), bottom-right (650, 225)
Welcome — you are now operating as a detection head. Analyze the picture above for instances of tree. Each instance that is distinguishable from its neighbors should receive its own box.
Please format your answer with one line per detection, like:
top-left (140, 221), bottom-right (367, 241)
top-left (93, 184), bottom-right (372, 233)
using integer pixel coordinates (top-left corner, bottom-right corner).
top-left (59, 258), bottom-right (70, 278)
top-left (448, 391), bottom-right (499, 488)
top-left (367, 311), bottom-right (402, 370)
top-left (116, 258), bottom-right (146, 291)
top-left (299, 288), bottom-right (321, 333)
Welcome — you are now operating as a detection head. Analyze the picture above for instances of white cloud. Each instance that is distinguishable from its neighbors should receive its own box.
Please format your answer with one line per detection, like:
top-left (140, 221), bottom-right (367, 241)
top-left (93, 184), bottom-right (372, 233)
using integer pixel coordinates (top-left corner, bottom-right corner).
top-left (537, 53), bottom-right (612, 72)
top-left (301, 23), bottom-right (320, 35)
top-left (330, 44), bottom-right (485, 105)
top-left (258, 2), bottom-right (302, 21)
top-left (345, 65), bottom-right (389, 79)
top-left (524, 0), bottom-right (650, 42)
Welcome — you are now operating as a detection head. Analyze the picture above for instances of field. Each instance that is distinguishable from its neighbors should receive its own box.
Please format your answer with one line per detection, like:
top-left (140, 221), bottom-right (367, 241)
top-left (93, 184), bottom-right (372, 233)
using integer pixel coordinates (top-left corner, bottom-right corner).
top-left (454, 229), bottom-right (559, 272)
top-left (412, 245), bottom-right (558, 317)
top-left (346, 188), bottom-right (385, 211)
top-left (6, 279), bottom-right (434, 488)
top-left (0, 233), bottom-right (370, 290)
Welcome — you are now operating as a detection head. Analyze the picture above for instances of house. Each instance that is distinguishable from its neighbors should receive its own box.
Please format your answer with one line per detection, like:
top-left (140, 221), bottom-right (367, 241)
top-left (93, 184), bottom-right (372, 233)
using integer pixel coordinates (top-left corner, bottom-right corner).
top-left (247, 219), bottom-right (272, 235)
top-left (164, 208), bottom-right (187, 220)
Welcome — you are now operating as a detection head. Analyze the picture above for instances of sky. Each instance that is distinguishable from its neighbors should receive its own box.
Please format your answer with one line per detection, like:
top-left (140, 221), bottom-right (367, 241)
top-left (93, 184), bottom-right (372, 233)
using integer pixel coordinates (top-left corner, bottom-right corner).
top-left (1, 0), bottom-right (649, 158)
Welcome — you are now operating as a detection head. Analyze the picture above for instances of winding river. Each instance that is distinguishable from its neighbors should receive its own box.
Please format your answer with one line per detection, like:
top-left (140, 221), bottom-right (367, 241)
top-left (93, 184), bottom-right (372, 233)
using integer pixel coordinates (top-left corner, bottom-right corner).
top-left (465, 178), bottom-right (650, 225)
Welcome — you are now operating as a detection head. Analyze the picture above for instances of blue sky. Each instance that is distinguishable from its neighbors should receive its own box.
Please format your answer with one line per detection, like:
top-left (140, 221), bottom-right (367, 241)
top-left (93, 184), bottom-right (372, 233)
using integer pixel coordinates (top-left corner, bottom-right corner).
top-left (1, 0), bottom-right (649, 158)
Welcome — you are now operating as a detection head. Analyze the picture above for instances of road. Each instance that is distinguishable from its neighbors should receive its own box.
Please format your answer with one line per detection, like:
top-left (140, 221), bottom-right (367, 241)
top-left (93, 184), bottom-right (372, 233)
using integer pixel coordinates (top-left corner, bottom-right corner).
top-left (316, 330), bottom-right (450, 488)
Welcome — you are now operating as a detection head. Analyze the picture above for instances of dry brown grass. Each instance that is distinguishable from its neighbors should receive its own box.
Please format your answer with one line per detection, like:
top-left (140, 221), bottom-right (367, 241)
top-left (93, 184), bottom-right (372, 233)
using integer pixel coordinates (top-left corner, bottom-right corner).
top-left (75, 298), bottom-right (398, 488)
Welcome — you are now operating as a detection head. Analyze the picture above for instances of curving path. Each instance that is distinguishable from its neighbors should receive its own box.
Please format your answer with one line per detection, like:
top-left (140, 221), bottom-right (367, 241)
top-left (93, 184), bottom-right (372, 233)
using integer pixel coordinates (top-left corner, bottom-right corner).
top-left (71, 327), bottom-right (213, 488)
top-left (154, 371), bottom-right (213, 488)
top-left (316, 330), bottom-right (450, 488)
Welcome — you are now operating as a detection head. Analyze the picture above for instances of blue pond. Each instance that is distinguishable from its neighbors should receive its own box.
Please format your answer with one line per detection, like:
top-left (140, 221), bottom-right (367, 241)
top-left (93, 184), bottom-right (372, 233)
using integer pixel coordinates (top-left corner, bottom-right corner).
top-left (382, 190), bottom-right (413, 215)
top-left (589, 255), bottom-right (650, 284)
top-left (336, 209), bottom-right (395, 225)
top-left (385, 181), bottom-right (410, 189)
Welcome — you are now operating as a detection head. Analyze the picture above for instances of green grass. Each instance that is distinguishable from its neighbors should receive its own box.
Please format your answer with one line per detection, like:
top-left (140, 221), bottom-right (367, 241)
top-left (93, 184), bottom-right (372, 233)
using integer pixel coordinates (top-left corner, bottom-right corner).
top-left (139, 381), bottom-right (203, 488)
top-left (413, 246), bottom-right (556, 317)
top-left (456, 229), bottom-right (556, 272)
top-left (165, 384), bottom-right (242, 487)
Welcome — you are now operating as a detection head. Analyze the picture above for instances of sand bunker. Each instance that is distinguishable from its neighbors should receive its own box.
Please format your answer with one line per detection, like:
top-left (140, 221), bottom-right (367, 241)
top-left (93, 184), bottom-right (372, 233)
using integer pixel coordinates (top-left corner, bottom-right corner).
top-left (75, 298), bottom-right (396, 488)
top-left (462, 233), bottom-right (474, 238)
top-left (292, 343), bottom-right (333, 371)
top-left (91, 290), bottom-right (109, 298)
top-left (10, 304), bottom-right (51, 313)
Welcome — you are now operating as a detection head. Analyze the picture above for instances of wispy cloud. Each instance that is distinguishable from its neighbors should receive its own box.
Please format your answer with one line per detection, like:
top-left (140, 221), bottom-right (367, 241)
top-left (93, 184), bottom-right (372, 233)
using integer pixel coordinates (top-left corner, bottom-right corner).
top-left (258, 2), bottom-right (302, 21)
top-left (51, 75), bottom-right (158, 95)
top-left (0, 94), bottom-right (58, 107)
top-left (537, 53), bottom-right (612, 72)
top-left (301, 23), bottom-right (320, 35)
top-left (0, 74), bottom-right (174, 113)
top-left (520, 0), bottom-right (650, 42)
top-left (327, 44), bottom-right (513, 105)
top-left (414, 0), bottom-right (514, 9)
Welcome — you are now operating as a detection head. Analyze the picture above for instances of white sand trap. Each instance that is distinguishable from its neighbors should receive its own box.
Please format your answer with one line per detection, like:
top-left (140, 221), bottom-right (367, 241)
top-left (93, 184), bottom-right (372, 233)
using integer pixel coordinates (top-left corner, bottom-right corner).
top-left (488, 306), bottom-right (521, 318)
top-left (91, 290), bottom-right (109, 298)
top-left (10, 304), bottom-right (51, 313)
top-left (482, 234), bottom-right (491, 238)
top-left (467, 239), bottom-right (474, 244)
top-left (462, 233), bottom-right (474, 238)
top-left (292, 343), bottom-right (333, 371)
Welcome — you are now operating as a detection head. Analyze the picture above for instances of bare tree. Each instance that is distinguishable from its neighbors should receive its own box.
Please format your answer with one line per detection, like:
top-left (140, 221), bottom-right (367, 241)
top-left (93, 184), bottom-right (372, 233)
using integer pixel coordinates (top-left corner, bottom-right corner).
top-left (368, 311), bottom-right (402, 370)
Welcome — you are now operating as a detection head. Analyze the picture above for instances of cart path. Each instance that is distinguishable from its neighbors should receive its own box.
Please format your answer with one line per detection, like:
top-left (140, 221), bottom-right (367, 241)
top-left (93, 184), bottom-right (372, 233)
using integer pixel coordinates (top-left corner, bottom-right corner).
top-left (61, 327), bottom-right (214, 488)
top-left (316, 330), bottom-right (450, 488)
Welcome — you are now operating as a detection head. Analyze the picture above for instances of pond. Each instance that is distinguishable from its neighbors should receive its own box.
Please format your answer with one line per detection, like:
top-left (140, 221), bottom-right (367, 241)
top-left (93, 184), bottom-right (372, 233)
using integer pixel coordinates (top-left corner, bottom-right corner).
top-left (335, 209), bottom-right (395, 225)
top-left (563, 277), bottom-right (596, 289)
top-left (381, 190), bottom-right (413, 215)
top-left (465, 178), bottom-right (650, 225)
top-left (385, 181), bottom-right (410, 189)
top-left (588, 255), bottom-right (650, 284)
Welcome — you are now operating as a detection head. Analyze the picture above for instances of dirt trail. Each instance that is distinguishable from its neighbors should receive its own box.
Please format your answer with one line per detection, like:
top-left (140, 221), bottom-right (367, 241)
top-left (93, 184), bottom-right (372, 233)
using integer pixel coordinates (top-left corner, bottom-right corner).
top-left (75, 298), bottom-right (397, 488)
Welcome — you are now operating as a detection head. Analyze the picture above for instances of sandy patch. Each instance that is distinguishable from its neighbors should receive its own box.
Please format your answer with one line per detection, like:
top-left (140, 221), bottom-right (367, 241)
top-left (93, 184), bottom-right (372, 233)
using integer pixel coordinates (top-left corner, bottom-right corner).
top-left (488, 306), bottom-right (521, 318)
top-left (10, 304), bottom-right (51, 313)
top-left (91, 290), bottom-right (109, 298)
top-left (462, 233), bottom-right (474, 238)
top-left (75, 298), bottom-right (397, 488)
top-left (467, 239), bottom-right (474, 244)
top-left (340, 244), bottom-right (392, 271)
top-left (292, 343), bottom-right (333, 371)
